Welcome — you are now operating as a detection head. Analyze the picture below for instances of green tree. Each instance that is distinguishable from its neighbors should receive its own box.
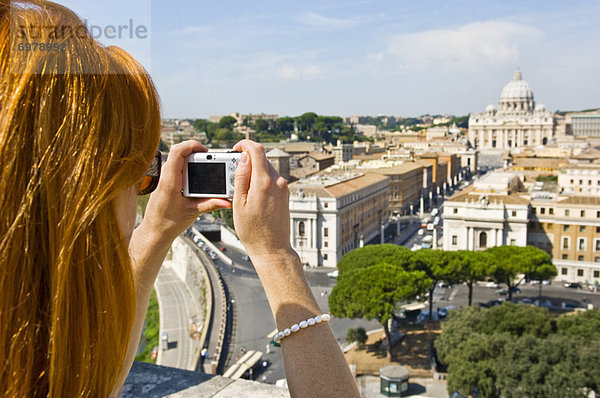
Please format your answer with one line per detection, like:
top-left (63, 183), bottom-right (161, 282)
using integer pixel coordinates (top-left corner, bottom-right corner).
top-left (218, 115), bottom-right (237, 130)
top-left (275, 116), bottom-right (295, 134)
top-left (447, 332), bottom-right (509, 397)
top-left (436, 305), bottom-right (600, 397)
top-left (486, 245), bottom-right (557, 301)
top-left (193, 118), bottom-right (218, 142)
top-left (346, 327), bottom-right (367, 347)
top-left (409, 249), bottom-right (450, 320)
top-left (296, 112), bottom-right (318, 134)
top-left (253, 118), bottom-right (270, 133)
top-left (329, 263), bottom-right (430, 358)
top-left (446, 251), bottom-right (491, 305)
top-left (337, 244), bottom-right (412, 275)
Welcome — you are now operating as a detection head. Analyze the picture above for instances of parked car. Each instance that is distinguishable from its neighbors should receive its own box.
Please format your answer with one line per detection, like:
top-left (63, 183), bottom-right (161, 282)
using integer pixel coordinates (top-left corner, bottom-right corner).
top-left (417, 229), bottom-right (425, 236)
top-left (161, 332), bottom-right (169, 351)
top-left (564, 282), bottom-right (582, 289)
top-left (542, 280), bottom-right (551, 285)
top-left (519, 298), bottom-right (533, 305)
top-left (497, 287), bottom-right (521, 295)
top-left (242, 255), bottom-right (250, 262)
top-left (150, 346), bottom-right (158, 360)
top-left (438, 282), bottom-right (451, 288)
top-left (485, 281), bottom-right (499, 288)
top-left (327, 270), bottom-right (339, 278)
top-left (437, 305), bottom-right (456, 318)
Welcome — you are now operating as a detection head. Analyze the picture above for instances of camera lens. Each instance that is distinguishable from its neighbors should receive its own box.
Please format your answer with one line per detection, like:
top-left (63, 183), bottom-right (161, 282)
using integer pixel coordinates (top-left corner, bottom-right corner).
top-left (207, 155), bottom-right (213, 160)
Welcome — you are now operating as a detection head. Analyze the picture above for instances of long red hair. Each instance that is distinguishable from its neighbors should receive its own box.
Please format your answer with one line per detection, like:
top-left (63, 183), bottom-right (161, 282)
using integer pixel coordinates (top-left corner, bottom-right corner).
top-left (0, 1), bottom-right (161, 396)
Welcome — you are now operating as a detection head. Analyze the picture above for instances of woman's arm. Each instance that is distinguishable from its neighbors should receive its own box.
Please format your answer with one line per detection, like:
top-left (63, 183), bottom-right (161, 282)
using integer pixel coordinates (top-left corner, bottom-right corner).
top-left (112, 141), bottom-right (231, 395)
top-left (232, 140), bottom-right (360, 398)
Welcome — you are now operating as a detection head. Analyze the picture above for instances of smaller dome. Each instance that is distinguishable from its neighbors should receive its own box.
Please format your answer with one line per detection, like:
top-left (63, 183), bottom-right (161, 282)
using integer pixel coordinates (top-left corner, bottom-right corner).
top-left (485, 103), bottom-right (496, 112)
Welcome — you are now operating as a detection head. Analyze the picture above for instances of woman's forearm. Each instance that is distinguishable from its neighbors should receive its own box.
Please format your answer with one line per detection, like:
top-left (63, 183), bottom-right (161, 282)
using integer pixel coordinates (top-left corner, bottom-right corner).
top-left (251, 249), bottom-right (360, 398)
top-left (112, 221), bottom-right (173, 396)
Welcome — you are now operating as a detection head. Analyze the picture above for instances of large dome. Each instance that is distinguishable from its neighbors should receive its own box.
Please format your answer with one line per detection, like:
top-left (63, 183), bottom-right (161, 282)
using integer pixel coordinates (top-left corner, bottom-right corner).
top-left (500, 68), bottom-right (533, 101)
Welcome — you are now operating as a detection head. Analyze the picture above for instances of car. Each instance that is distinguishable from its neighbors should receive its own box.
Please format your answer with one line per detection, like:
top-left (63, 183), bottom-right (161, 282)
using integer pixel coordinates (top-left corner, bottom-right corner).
top-left (410, 244), bottom-right (422, 251)
top-left (437, 305), bottom-right (456, 318)
top-left (417, 309), bottom-right (438, 323)
top-left (485, 281), bottom-right (499, 288)
top-left (438, 282), bottom-right (451, 288)
top-left (519, 298), bottom-right (533, 305)
top-left (536, 300), bottom-right (552, 308)
top-left (327, 270), bottom-right (339, 278)
top-left (219, 246), bottom-right (226, 252)
top-left (497, 287), bottom-right (521, 295)
top-left (431, 208), bottom-right (439, 217)
top-left (564, 282), bottom-right (582, 289)
top-left (242, 255), bottom-right (250, 262)
top-left (150, 346), bottom-right (158, 360)
top-left (542, 280), bottom-right (551, 285)
top-left (417, 229), bottom-right (425, 236)
top-left (161, 332), bottom-right (169, 350)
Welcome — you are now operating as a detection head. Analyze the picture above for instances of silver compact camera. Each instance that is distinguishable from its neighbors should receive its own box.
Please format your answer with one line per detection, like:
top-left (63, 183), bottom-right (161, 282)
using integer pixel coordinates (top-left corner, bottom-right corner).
top-left (183, 151), bottom-right (242, 198)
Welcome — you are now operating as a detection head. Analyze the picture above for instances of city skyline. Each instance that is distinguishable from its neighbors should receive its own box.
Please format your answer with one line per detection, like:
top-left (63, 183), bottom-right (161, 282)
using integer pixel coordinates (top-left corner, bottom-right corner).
top-left (62, 0), bottom-right (600, 119)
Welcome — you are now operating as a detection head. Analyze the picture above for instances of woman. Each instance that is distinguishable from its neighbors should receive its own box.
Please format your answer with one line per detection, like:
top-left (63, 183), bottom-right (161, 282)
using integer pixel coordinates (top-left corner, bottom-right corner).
top-left (0, 1), bottom-right (359, 397)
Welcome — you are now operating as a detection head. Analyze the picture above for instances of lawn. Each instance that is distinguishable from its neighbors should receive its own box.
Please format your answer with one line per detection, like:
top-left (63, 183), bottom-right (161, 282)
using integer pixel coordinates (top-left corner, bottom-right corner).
top-left (135, 289), bottom-right (160, 363)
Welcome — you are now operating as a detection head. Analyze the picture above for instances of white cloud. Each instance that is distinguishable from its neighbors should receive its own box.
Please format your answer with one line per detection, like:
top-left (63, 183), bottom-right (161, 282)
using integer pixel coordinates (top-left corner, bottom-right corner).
top-left (277, 64), bottom-right (324, 80)
top-left (293, 12), bottom-right (362, 30)
top-left (383, 20), bottom-right (541, 69)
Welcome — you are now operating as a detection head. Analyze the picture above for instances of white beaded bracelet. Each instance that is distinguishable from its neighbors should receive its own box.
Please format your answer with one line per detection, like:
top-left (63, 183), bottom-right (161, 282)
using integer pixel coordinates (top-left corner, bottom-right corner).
top-left (273, 313), bottom-right (331, 343)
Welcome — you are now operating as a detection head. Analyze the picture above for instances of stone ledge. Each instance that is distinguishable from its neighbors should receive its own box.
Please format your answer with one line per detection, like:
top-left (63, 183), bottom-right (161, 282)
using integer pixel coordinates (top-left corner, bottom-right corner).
top-left (123, 361), bottom-right (289, 398)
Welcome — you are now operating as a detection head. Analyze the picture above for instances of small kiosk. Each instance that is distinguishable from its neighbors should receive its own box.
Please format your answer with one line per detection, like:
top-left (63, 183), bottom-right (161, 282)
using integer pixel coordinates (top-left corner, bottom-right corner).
top-left (380, 365), bottom-right (410, 397)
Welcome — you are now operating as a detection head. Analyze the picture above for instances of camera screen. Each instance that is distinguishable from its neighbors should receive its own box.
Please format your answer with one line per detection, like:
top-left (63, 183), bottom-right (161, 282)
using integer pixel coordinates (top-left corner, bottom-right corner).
top-left (188, 162), bottom-right (226, 194)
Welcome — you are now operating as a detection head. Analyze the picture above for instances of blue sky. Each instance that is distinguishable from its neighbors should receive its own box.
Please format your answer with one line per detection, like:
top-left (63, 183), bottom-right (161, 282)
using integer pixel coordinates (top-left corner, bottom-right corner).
top-left (63, 0), bottom-right (600, 119)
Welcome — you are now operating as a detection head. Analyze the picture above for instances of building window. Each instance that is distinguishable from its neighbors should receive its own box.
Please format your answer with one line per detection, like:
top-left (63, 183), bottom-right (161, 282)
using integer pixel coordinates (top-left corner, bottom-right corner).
top-left (577, 268), bottom-right (584, 275)
top-left (299, 221), bottom-right (305, 236)
top-left (597, 226), bottom-right (600, 233)
top-left (324, 228), bottom-right (328, 237)
top-left (479, 232), bottom-right (487, 248)
top-left (564, 225), bottom-right (570, 231)
top-left (510, 239), bottom-right (516, 245)
top-left (323, 254), bottom-right (328, 260)
top-left (580, 226), bottom-right (586, 233)
top-left (324, 203), bottom-right (328, 208)
top-left (581, 210), bottom-right (586, 217)
top-left (596, 240), bottom-right (600, 251)
top-left (597, 210), bottom-right (600, 218)
top-left (596, 257), bottom-right (600, 263)
top-left (562, 254), bottom-right (568, 260)
top-left (565, 210), bottom-right (570, 216)
top-left (532, 208), bottom-right (537, 215)
top-left (453, 208), bottom-right (458, 214)
top-left (540, 207), bottom-right (546, 215)
top-left (578, 238), bottom-right (586, 251)
top-left (570, 179), bottom-right (574, 184)
top-left (594, 270), bottom-right (600, 278)
top-left (562, 267), bottom-right (568, 275)
top-left (324, 241), bottom-right (328, 247)
top-left (452, 235), bottom-right (457, 246)
top-left (563, 237), bottom-right (569, 249)
top-left (549, 208), bottom-right (554, 215)
top-left (512, 211), bottom-right (517, 217)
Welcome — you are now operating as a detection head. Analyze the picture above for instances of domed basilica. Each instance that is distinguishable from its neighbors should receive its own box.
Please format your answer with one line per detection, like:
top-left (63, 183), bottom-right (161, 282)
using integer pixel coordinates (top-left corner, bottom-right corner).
top-left (468, 68), bottom-right (555, 149)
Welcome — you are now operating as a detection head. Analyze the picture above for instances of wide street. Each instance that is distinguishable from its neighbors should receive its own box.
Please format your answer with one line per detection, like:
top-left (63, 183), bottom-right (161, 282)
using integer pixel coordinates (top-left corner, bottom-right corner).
top-left (155, 264), bottom-right (200, 370)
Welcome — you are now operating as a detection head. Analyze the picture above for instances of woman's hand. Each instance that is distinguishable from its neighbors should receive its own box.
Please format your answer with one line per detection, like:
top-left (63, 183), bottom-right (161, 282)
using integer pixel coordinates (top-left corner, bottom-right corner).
top-left (141, 140), bottom-right (231, 246)
top-left (232, 140), bottom-right (292, 260)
